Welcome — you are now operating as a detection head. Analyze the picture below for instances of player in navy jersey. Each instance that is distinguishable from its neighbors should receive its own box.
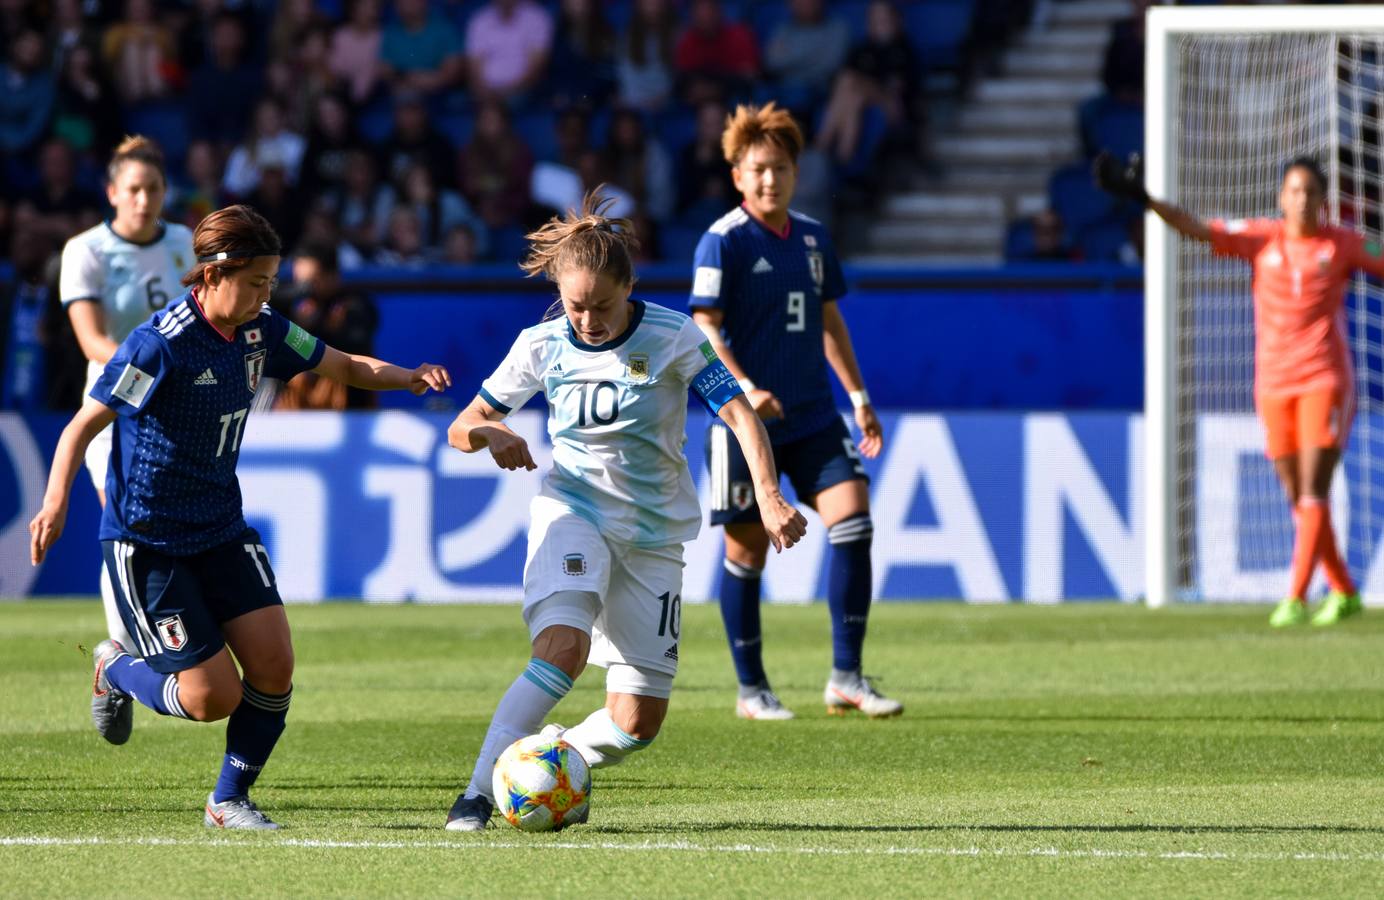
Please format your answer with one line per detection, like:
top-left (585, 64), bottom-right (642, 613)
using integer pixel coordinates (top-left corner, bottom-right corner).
top-left (689, 103), bottom-right (901, 720)
top-left (29, 205), bottom-right (451, 829)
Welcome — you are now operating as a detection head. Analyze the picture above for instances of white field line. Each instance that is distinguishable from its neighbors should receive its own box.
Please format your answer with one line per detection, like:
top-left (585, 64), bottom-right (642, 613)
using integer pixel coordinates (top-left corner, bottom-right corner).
top-left (3, 836), bottom-right (1384, 863)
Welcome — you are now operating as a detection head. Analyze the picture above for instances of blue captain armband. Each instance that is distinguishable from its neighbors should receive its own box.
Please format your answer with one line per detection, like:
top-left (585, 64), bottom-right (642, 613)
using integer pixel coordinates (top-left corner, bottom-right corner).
top-left (691, 359), bottom-right (742, 415)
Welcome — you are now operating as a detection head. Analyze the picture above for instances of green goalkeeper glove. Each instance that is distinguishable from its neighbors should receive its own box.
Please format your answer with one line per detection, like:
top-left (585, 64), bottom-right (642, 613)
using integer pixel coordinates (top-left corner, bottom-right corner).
top-left (1093, 150), bottom-right (1149, 207)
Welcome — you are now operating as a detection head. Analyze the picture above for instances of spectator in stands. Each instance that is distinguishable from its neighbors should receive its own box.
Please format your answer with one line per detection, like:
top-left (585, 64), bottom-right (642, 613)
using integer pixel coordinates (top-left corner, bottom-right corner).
top-left (1102, 0), bottom-right (1148, 106)
top-left (23, 138), bottom-right (102, 246)
top-left (172, 139), bottom-right (224, 228)
top-left (443, 223), bottom-right (479, 265)
top-left (460, 100), bottom-right (534, 229)
top-left (603, 109), bottom-right (674, 222)
top-left (276, 240), bottom-right (380, 410)
top-left (764, 0), bottom-right (850, 113)
top-left (398, 162), bottom-right (489, 260)
top-left (814, 0), bottom-right (919, 166)
top-left (675, 0), bottom-right (759, 105)
top-left (0, 227), bottom-right (61, 411)
top-left (298, 199), bottom-right (366, 270)
top-left (549, 0), bottom-right (616, 109)
top-left (246, 159), bottom-right (303, 254)
top-left (375, 206), bottom-right (429, 268)
top-left (324, 148), bottom-right (395, 260)
top-left (52, 0), bottom-right (87, 65)
top-left (381, 90), bottom-right (456, 191)
top-left (677, 99), bottom-right (736, 217)
top-left (52, 42), bottom-right (122, 155)
top-left (300, 92), bottom-right (364, 200)
top-left (329, 0), bottom-right (385, 108)
top-left (185, 12), bottom-right (262, 146)
top-left (266, 24), bottom-right (336, 134)
top-left (0, 27), bottom-right (56, 156)
top-left (222, 98), bottom-right (306, 198)
top-left (465, 0), bottom-right (555, 105)
top-left (101, 0), bottom-right (176, 103)
top-left (616, 0), bottom-right (677, 112)
top-left (269, 0), bottom-right (331, 66)
top-left (381, 0), bottom-right (464, 97)
top-left (1009, 209), bottom-right (1073, 262)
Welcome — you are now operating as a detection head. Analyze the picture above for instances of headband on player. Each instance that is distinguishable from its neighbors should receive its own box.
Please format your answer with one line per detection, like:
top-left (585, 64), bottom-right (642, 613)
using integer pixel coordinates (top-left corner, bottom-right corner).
top-left (196, 249), bottom-right (275, 263)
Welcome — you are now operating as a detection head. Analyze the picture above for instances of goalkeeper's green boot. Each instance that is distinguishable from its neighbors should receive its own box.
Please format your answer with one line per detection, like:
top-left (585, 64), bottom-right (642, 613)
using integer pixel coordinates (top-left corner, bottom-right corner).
top-left (1311, 590), bottom-right (1363, 626)
top-left (1269, 597), bottom-right (1308, 628)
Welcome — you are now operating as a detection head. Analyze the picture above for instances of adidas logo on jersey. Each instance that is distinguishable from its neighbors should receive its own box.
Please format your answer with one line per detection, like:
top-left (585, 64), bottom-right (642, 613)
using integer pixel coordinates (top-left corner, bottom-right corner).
top-left (751, 257), bottom-right (774, 274)
top-left (194, 368), bottom-right (218, 385)
top-left (664, 643), bottom-right (679, 661)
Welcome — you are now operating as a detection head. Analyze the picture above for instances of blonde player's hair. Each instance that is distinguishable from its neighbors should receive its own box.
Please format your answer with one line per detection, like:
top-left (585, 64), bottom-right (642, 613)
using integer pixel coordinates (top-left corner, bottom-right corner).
top-left (108, 135), bottom-right (166, 184)
top-left (520, 188), bottom-right (640, 288)
top-left (720, 102), bottom-right (804, 167)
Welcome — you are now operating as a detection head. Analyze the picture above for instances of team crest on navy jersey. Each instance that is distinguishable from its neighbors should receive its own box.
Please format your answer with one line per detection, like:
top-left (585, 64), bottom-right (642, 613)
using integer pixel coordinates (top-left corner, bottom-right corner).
top-left (245, 349), bottom-right (267, 393)
top-left (731, 481), bottom-right (754, 511)
top-left (155, 615), bottom-right (187, 651)
top-left (628, 353), bottom-right (650, 382)
top-left (807, 251), bottom-right (824, 289)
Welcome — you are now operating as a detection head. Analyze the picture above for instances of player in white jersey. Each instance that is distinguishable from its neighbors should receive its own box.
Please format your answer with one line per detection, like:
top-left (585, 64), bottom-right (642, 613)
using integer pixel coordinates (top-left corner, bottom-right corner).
top-left (443, 191), bottom-right (807, 831)
top-left (59, 136), bottom-right (195, 650)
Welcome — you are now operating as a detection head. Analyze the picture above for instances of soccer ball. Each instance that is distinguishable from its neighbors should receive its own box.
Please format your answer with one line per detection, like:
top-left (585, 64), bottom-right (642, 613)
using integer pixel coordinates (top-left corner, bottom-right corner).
top-left (491, 734), bottom-right (592, 832)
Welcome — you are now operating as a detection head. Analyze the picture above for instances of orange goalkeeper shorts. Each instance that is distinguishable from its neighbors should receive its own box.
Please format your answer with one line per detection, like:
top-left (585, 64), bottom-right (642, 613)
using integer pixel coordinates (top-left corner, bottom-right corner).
top-left (1257, 388), bottom-right (1354, 460)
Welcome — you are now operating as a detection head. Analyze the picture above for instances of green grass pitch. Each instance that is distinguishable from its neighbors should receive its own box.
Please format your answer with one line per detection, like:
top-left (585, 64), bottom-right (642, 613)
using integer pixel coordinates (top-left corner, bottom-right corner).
top-left (4, 600), bottom-right (1384, 898)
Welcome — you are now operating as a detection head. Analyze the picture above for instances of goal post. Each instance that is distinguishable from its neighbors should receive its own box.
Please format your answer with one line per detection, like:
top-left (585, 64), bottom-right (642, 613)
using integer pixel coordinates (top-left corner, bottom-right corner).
top-left (1145, 6), bottom-right (1384, 607)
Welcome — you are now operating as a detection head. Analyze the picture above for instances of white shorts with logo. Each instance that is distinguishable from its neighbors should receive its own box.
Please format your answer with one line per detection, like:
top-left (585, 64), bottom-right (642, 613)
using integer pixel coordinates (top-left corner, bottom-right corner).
top-left (522, 495), bottom-right (685, 677)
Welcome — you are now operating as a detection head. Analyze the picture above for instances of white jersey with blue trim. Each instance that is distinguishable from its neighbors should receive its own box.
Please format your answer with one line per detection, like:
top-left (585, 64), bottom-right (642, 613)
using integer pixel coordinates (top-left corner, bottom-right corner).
top-left (480, 300), bottom-right (742, 548)
top-left (60, 220), bottom-right (196, 396)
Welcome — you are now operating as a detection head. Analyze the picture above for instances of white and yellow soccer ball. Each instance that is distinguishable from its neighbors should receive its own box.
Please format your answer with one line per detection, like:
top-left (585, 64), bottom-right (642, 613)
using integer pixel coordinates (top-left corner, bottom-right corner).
top-left (492, 734), bottom-right (592, 832)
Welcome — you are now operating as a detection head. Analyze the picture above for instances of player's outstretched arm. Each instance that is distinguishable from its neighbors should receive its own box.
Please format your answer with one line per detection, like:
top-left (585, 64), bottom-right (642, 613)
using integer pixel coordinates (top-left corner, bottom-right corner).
top-left (29, 399), bottom-right (118, 565)
top-left (312, 346), bottom-right (451, 395)
top-left (692, 308), bottom-right (784, 421)
top-left (718, 394), bottom-right (807, 552)
top-left (1092, 150), bottom-right (1212, 243)
top-left (821, 302), bottom-right (883, 459)
top-left (446, 395), bottom-right (536, 471)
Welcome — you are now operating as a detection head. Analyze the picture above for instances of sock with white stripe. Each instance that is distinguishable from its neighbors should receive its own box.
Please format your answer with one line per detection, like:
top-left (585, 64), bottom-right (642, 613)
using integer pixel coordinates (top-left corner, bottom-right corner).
top-left (827, 514), bottom-right (874, 672)
top-left (213, 681), bottom-right (291, 803)
top-left (105, 655), bottom-right (189, 718)
top-left (560, 707), bottom-right (653, 768)
top-left (718, 558), bottom-right (767, 687)
top-left (463, 658), bottom-right (574, 801)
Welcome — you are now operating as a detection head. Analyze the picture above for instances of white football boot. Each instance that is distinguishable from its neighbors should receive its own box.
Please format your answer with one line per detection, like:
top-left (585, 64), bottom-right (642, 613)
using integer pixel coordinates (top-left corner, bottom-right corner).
top-left (824, 672), bottom-right (903, 718)
top-left (204, 794), bottom-right (280, 830)
top-left (736, 686), bottom-right (795, 720)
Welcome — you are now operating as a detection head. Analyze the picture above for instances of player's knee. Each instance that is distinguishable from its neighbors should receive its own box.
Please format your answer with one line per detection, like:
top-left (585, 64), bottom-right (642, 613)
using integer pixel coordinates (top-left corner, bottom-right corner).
top-left (725, 525), bottom-right (770, 569)
top-left (532, 626), bottom-right (588, 680)
top-left (527, 592), bottom-right (598, 679)
top-left (179, 678), bottom-right (242, 722)
top-left (241, 648), bottom-right (295, 696)
top-left (828, 513), bottom-right (873, 548)
top-left (606, 665), bottom-right (672, 741)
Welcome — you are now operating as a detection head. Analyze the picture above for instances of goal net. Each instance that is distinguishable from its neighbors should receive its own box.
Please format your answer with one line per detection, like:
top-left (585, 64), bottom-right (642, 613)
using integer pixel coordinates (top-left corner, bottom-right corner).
top-left (1146, 7), bottom-right (1384, 605)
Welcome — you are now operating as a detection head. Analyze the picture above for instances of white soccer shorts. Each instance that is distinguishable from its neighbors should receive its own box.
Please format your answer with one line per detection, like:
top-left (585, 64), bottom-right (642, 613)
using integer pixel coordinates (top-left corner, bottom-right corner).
top-left (522, 495), bottom-right (685, 677)
top-left (84, 421), bottom-right (113, 491)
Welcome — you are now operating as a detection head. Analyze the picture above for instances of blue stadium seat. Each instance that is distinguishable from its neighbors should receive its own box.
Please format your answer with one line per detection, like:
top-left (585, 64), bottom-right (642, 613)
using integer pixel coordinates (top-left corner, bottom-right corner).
top-left (654, 108), bottom-right (698, 157)
top-left (124, 101), bottom-right (191, 172)
top-left (1091, 101), bottom-right (1144, 163)
top-left (840, 0), bottom-right (872, 42)
top-left (513, 110), bottom-right (559, 162)
top-left (355, 95), bottom-right (395, 146)
top-left (841, 104), bottom-right (888, 179)
top-left (908, 0), bottom-right (976, 71)
top-left (1003, 219), bottom-right (1037, 262)
top-left (1076, 217), bottom-right (1131, 263)
top-left (605, 0), bottom-right (633, 31)
top-left (752, 1), bottom-right (790, 44)
top-left (659, 222), bottom-right (705, 263)
top-left (435, 112), bottom-right (474, 148)
top-left (489, 225), bottom-right (530, 263)
top-left (1047, 162), bottom-right (1113, 235)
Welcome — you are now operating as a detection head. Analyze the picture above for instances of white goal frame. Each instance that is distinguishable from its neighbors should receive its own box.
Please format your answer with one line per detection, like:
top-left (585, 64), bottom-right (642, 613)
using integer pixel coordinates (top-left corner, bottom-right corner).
top-left (1145, 6), bottom-right (1384, 607)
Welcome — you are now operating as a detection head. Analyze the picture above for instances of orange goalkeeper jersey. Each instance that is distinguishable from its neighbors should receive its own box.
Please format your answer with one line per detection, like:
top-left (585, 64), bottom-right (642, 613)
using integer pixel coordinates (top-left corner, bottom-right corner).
top-left (1209, 218), bottom-right (1384, 397)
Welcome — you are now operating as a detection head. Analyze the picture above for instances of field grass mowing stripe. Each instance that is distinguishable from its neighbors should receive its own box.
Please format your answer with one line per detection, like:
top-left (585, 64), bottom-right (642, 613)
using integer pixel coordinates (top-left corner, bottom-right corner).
top-left (5, 836), bottom-right (1384, 863)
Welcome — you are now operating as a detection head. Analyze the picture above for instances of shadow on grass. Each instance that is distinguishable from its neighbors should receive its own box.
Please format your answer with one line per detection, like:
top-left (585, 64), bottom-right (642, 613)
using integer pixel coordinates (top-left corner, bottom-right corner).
top-left (590, 822), bottom-right (1384, 836)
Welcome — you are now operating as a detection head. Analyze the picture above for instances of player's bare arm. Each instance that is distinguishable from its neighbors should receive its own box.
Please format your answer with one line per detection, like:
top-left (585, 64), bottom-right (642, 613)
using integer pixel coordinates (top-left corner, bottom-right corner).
top-left (29, 399), bottom-right (118, 564)
top-left (821, 301), bottom-right (883, 459)
top-left (717, 393), bottom-right (807, 552)
top-left (311, 345), bottom-right (451, 395)
top-left (1093, 150), bottom-right (1212, 242)
top-left (447, 395), bottom-right (536, 471)
top-left (66, 301), bottom-right (121, 365)
top-left (692, 307), bottom-right (785, 421)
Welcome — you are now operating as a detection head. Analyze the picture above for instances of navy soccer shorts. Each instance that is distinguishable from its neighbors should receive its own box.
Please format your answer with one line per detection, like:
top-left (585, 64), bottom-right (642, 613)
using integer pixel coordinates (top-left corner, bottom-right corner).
top-left (704, 416), bottom-right (868, 527)
top-left (101, 527), bottom-right (283, 674)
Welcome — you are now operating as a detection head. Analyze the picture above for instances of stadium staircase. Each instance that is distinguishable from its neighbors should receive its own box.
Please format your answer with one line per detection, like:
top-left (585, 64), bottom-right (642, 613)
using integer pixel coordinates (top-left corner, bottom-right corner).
top-left (859, 0), bottom-right (1132, 265)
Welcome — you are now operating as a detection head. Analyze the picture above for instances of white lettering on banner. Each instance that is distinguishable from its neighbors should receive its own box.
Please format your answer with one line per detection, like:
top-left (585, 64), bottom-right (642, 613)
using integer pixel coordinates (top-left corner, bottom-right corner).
top-left (871, 416), bottom-right (1008, 601)
top-left (435, 411), bottom-right (548, 572)
top-left (1196, 414), bottom-right (1346, 601)
top-left (240, 411), bottom-right (345, 451)
top-left (0, 415), bottom-right (45, 596)
top-left (240, 471), bottom-right (326, 602)
top-left (1023, 416), bottom-right (1144, 602)
top-left (371, 411), bottom-right (434, 463)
